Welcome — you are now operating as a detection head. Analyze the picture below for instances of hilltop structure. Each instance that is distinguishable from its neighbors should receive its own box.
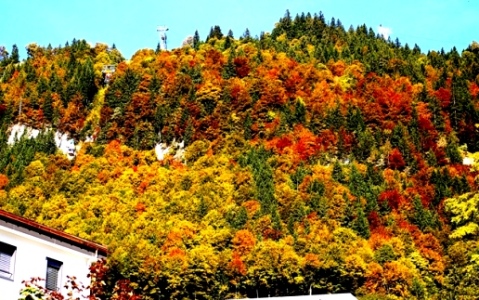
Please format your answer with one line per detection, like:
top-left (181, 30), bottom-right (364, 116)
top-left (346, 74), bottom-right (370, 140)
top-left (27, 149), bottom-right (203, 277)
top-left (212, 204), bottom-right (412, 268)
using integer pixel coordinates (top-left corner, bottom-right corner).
top-left (157, 25), bottom-right (169, 50)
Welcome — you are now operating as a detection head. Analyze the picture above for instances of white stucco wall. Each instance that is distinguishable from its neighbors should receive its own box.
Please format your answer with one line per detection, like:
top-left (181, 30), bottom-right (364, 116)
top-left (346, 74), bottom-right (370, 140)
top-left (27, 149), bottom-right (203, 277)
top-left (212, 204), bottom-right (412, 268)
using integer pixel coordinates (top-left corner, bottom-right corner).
top-left (228, 294), bottom-right (357, 300)
top-left (0, 224), bottom-right (100, 299)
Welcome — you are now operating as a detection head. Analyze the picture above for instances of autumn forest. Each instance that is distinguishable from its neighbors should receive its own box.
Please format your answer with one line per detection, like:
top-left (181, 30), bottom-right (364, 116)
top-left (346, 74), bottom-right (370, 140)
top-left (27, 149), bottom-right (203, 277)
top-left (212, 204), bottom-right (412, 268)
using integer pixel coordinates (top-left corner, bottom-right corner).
top-left (2, 10), bottom-right (479, 299)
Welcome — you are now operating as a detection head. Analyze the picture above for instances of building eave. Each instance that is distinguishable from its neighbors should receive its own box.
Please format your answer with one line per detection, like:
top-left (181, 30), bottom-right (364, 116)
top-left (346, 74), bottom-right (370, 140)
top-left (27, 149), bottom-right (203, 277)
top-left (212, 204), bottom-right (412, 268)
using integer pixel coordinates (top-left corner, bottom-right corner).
top-left (0, 209), bottom-right (107, 256)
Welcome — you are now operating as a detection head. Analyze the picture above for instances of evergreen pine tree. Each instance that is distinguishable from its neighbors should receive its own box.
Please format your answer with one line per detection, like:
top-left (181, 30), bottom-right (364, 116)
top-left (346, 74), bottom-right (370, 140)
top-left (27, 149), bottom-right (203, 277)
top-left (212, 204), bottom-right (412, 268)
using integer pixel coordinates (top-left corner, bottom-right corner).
top-left (353, 129), bottom-right (375, 161)
top-left (224, 35), bottom-right (232, 50)
top-left (353, 203), bottom-right (370, 239)
top-left (245, 147), bottom-right (276, 215)
top-left (207, 25), bottom-right (223, 40)
top-left (49, 70), bottom-right (63, 94)
top-left (325, 103), bottom-right (344, 130)
top-left (413, 44), bottom-right (421, 55)
top-left (10, 44), bottom-right (19, 64)
top-left (364, 185), bottom-right (379, 214)
top-left (193, 30), bottom-right (200, 50)
top-left (36, 77), bottom-right (49, 96)
top-left (214, 25), bottom-right (223, 39)
top-left (290, 164), bottom-right (311, 191)
top-left (272, 10), bottom-right (292, 39)
top-left (330, 17), bottom-right (336, 27)
top-left (294, 98), bottom-right (307, 124)
top-left (349, 163), bottom-right (366, 198)
top-left (43, 92), bottom-right (54, 123)
top-left (412, 196), bottom-right (436, 231)
top-left (222, 50), bottom-right (236, 79)
top-left (254, 45), bottom-right (264, 64)
top-left (408, 104), bottom-right (421, 150)
top-left (242, 28), bottom-right (251, 42)
top-left (78, 57), bottom-right (97, 106)
top-left (445, 137), bottom-right (462, 164)
top-left (235, 206), bottom-right (248, 229)
top-left (332, 160), bottom-right (345, 183)
top-left (23, 60), bottom-right (37, 82)
top-left (184, 118), bottom-right (194, 146)
top-left (37, 130), bottom-right (57, 154)
top-left (307, 179), bottom-right (327, 216)
top-left (346, 106), bottom-right (365, 132)
top-left (271, 207), bottom-right (282, 231)
top-left (342, 193), bottom-right (354, 227)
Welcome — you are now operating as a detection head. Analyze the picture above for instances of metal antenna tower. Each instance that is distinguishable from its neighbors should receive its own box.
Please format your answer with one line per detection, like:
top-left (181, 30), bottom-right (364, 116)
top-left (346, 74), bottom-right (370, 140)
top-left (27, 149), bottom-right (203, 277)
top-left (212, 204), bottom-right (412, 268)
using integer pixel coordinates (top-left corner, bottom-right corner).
top-left (157, 26), bottom-right (169, 50)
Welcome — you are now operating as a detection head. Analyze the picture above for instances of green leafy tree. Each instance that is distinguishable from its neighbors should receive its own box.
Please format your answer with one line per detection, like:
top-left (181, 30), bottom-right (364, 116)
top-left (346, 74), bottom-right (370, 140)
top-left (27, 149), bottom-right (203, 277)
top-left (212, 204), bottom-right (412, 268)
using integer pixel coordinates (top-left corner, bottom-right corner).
top-left (444, 185), bottom-right (479, 297)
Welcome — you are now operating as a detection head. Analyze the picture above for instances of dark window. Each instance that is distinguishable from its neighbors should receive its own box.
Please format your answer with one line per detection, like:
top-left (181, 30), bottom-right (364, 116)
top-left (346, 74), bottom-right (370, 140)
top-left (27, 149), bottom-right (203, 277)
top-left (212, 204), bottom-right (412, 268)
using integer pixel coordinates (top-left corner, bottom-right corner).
top-left (0, 242), bottom-right (16, 279)
top-left (45, 258), bottom-right (62, 291)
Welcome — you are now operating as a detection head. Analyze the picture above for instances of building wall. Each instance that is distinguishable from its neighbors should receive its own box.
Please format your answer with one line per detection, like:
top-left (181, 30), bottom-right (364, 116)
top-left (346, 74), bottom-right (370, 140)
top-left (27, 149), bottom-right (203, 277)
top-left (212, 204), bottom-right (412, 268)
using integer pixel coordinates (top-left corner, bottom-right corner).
top-left (228, 295), bottom-right (358, 300)
top-left (0, 224), bottom-right (100, 299)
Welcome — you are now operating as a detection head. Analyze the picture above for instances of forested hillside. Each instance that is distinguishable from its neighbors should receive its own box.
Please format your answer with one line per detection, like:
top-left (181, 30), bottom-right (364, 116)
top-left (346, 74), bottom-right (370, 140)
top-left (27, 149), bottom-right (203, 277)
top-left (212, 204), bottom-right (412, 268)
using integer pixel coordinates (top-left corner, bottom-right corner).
top-left (2, 10), bottom-right (479, 299)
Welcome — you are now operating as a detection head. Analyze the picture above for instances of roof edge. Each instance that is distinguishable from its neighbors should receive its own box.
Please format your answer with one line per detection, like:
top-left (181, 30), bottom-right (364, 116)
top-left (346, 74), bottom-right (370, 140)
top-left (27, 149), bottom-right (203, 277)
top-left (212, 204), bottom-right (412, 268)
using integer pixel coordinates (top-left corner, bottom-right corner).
top-left (0, 209), bottom-right (107, 256)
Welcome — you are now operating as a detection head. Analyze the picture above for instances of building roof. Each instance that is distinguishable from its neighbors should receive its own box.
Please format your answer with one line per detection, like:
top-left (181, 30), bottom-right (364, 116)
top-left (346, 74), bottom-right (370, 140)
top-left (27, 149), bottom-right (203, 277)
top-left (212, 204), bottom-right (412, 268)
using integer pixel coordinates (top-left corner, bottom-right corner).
top-left (0, 209), bottom-right (107, 256)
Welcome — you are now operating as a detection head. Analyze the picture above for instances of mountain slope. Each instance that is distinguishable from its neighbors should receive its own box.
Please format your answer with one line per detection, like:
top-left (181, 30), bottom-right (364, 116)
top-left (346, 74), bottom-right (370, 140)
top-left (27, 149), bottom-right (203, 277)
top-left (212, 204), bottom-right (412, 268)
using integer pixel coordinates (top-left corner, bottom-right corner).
top-left (1, 11), bottom-right (479, 299)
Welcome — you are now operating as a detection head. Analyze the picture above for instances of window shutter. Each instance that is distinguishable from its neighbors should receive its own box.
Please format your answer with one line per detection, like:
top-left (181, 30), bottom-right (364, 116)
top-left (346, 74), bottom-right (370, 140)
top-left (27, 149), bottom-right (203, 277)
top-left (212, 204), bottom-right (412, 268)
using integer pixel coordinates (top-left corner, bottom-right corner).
top-left (0, 242), bottom-right (16, 277)
top-left (45, 258), bottom-right (62, 291)
top-left (0, 252), bottom-right (11, 274)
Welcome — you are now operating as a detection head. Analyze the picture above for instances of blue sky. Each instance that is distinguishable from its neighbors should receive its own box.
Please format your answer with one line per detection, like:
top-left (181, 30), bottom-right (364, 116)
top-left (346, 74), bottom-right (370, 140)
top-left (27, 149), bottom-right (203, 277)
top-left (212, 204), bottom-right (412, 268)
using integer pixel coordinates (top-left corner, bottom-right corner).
top-left (1, 0), bottom-right (478, 60)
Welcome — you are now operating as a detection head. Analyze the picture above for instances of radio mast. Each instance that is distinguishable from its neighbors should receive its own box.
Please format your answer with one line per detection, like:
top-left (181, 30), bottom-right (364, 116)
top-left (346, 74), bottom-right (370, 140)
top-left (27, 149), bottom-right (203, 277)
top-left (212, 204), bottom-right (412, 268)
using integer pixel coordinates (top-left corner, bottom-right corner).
top-left (157, 26), bottom-right (169, 50)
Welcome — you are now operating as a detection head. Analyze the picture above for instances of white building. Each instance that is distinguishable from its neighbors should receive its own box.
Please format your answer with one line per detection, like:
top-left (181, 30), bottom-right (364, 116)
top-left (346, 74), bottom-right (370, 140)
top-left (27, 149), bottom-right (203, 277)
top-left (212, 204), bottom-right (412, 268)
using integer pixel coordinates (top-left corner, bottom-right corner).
top-left (229, 294), bottom-right (357, 300)
top-left (0, 209), bottom-right (107, 299)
